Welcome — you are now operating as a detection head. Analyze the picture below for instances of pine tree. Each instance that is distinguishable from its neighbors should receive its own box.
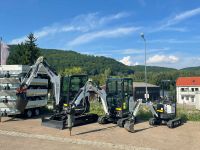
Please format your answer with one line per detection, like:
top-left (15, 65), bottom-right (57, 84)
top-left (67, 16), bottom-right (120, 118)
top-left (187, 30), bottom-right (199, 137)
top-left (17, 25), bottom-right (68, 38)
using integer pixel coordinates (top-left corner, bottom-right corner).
top-left (25, 33), bottom-right (41, 65)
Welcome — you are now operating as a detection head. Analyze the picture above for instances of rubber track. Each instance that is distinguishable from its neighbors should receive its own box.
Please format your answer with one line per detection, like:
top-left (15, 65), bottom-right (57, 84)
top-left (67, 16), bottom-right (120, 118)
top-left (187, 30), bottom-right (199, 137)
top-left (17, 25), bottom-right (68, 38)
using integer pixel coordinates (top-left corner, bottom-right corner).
top-left (0, 129), bottom-right (155, 150)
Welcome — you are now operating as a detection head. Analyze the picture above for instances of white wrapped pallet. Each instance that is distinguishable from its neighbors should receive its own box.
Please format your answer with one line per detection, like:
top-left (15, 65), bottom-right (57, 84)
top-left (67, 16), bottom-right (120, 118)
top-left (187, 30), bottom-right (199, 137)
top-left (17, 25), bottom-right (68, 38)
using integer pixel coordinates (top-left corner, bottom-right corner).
top-left (0, 65), bottom-right (49, 117)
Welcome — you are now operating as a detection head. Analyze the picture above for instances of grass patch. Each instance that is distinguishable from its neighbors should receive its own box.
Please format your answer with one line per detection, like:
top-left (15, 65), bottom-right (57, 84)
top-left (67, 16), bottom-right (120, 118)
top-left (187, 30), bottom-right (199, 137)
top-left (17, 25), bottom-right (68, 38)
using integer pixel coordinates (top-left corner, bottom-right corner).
top-left (177, 105), bottom-right (200, 122)
top-left (89, 101), bottom-right (105, 116)
top-left (137, 105), bottom-right (200, 122)
top-left (137, 106), bottom-right (153, 121)
top-left (45, 101), bottom-right (200, 122)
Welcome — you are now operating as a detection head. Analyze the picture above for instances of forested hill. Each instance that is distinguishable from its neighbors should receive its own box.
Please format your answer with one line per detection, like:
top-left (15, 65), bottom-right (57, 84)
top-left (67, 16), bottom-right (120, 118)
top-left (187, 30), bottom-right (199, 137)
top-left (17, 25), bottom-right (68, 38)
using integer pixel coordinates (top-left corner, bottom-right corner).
top-left (181, 66), bottom-right (200, 72)
top-left (131, 65), bottom-right (177, 72)
top-left (41, 48), bottom-right (135, 75)
top-left (8, 45), bottom-right (133, 75)
top-left (8, 45), bottom-right (200, 75)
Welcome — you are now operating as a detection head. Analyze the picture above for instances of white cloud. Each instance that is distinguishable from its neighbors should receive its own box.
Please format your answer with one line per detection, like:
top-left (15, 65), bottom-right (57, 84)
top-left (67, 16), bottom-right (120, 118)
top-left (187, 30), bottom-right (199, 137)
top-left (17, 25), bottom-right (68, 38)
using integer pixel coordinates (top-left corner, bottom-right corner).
top-left (168, 56), bottom-right (200, 69)
top-left (98, 12), bottom-right (130, 25)
top-left (169, 7), bottom-right (200, 25)
top-left (147, 54), bottom-right (179, 64)
top-left (119, 56), bottom-right (139, 66)
top-left (9, 25), bottom-right (81, 44)
top-left (68, 27), bottom-right (140, 46)
top-left (10, 25), bottom-right (77, 44)
top-left (10, 12), bottom-right (130, 44)
top-left (152, 7), bottom-right (200, 32)
top-left (10, 36), bottom-right (27, 44)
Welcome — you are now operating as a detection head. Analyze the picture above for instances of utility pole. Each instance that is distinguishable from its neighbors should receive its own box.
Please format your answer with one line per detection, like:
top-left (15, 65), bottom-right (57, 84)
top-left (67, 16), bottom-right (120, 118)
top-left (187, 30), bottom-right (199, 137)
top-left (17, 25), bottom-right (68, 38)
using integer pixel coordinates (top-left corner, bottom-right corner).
top-left (140, 33), bottom-right (148, 101)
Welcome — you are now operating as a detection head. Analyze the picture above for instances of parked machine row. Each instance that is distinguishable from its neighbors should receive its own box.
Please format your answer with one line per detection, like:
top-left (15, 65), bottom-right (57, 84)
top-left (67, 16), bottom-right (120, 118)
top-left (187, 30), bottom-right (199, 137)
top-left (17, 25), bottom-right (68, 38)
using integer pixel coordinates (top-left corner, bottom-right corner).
top-left (4, 56), bottom-right (182, 134)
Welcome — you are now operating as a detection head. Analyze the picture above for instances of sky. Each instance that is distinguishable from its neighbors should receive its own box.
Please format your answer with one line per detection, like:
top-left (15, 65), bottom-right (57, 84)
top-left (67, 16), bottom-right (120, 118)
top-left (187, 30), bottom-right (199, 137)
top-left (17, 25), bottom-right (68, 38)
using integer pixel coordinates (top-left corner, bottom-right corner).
top-left (1, 0), bottom-right (200, 69)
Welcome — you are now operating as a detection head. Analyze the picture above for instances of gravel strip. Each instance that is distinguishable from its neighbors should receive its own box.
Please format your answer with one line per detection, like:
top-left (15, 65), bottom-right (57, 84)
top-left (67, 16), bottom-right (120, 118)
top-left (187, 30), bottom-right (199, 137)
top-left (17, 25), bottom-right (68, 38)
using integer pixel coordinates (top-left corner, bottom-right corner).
top-left (0, 129), bottom-right (156, 150)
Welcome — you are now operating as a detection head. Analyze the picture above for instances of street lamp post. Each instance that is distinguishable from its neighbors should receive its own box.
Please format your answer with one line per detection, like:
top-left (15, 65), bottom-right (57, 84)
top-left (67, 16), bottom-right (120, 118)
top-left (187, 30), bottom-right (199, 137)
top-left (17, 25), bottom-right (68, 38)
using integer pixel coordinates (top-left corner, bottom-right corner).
top-left (140, 33), bottom-right (148, 101)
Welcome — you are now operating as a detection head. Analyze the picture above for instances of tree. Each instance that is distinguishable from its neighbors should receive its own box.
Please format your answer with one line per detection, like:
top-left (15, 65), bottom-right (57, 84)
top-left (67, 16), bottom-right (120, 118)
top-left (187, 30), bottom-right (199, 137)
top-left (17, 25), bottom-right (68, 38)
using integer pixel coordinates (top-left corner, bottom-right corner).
top-left (7, 43), bottom-right (26, 64)
top-left (25, 33), bottom-right (41, 65)
top-left (7, 33), bottom-right (41, 65)
top-left (61, 67), bottom-right (84, 75)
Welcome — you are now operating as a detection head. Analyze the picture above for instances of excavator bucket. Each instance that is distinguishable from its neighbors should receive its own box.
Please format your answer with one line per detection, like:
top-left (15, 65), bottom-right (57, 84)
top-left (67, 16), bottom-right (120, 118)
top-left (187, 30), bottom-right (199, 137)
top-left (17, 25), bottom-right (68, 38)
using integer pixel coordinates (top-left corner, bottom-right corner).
top-left (15, 93), bottom-right (28, 113)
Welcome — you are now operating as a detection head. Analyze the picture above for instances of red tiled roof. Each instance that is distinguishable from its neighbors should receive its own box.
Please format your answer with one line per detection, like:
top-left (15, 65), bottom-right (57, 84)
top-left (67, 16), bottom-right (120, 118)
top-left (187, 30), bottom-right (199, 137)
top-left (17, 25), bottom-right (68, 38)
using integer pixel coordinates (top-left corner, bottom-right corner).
top-left (176, 77), bottom-right (200, 86)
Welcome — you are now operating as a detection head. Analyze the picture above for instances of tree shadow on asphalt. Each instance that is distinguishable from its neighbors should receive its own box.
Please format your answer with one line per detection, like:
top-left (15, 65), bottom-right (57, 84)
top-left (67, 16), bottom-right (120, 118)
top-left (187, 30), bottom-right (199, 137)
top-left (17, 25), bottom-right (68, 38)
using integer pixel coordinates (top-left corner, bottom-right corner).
top-left (133, 126), bottom-right (155, 133)
top-left (74, 125), bottom-right (118, 136)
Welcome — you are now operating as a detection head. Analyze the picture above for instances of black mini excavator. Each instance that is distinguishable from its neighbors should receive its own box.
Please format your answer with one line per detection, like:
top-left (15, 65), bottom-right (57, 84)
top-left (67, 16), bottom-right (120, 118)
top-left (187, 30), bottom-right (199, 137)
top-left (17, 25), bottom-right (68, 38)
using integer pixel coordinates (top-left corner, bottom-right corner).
top-left (15, 56), bottom-right (98, 130)
top-left (97, 77), bottom-right (136, 125)
top-left (123, 98), bottom-right (182, 133)
top-left (92, 77), bottom-right (182, 132)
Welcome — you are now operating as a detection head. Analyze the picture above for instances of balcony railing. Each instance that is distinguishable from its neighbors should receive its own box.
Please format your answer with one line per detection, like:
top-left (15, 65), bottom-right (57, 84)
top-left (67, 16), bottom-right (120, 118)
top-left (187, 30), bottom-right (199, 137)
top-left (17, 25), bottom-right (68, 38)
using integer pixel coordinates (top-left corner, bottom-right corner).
top-left (180, 90), bottom-right (197, 95)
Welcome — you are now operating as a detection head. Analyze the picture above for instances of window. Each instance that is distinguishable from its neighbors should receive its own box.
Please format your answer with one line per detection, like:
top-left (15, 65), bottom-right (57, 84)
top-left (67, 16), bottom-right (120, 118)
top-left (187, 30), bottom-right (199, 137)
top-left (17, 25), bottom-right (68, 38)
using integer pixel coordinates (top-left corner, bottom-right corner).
top-left (181, 96), bottom-right (184, 100)
top-left (191, 96), bottom-right (195, 103)
top-left (191, 88), bottom-right (194, 92)
top-left (107, 80), bottom-right (117, 94)
top-left (117, 81), bottom-right (122, 93)
top-left (123, 79), bottom-right (133, 95)
top-left (186, 96), bottom-right (189, 100)
top-left (181, 88), bottom-right (184, 92)
top-left (185, 88), bottom-right (189, 91)
top-left (195, 88), bottom-right (199, 91)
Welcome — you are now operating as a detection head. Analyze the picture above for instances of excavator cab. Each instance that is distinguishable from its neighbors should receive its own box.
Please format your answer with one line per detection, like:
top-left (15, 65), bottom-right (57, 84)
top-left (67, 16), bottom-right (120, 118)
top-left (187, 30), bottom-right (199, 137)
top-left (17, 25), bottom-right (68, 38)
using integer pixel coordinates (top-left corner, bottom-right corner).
top-left (98, 77), bottom-right (133, 123)
top-left (60, 75), bottom-right (88, 106)
top-left (106, 78), bottom-right (133, 118)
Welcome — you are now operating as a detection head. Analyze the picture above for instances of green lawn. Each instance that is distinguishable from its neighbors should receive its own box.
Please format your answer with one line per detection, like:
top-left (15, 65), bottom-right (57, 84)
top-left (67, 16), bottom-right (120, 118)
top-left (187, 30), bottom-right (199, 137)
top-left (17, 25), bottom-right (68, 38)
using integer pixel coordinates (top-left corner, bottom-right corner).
top-left (89, 101), bottom-right (200, 121)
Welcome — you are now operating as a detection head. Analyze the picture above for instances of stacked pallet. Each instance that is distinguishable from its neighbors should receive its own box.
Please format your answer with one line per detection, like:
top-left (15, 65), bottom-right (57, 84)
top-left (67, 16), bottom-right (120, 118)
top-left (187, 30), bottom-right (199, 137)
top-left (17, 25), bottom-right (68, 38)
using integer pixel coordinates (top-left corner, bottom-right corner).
top-left (0, 65), bottom-right (49, 117)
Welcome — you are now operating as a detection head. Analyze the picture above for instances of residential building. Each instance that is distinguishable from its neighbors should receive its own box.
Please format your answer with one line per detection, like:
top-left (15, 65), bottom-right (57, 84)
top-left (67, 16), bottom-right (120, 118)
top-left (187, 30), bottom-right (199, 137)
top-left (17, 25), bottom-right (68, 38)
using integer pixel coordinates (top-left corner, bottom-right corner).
top-left (176, 77), bottom-right (200, 106)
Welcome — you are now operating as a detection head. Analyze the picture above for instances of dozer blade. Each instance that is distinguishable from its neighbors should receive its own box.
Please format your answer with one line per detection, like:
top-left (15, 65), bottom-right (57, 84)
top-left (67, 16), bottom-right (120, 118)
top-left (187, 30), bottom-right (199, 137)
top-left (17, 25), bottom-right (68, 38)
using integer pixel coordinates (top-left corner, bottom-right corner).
top-left (41, 117), bottom-right (66, 129)
top-left (41, 113), bottom-right (99, 130)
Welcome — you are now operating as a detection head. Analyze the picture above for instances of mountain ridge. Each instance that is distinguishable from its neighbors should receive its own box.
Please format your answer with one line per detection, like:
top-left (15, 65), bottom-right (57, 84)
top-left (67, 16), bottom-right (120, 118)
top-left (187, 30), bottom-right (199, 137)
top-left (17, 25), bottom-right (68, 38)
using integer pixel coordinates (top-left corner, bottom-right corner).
top-left (7, 45), bottom-right (200, 74)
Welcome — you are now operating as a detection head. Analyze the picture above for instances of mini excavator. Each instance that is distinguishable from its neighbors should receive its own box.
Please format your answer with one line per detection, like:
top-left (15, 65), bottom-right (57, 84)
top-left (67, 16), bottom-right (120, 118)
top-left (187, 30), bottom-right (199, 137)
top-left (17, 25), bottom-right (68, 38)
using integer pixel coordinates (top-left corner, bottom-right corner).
top-left (15, 56), bottom-right (98, 131)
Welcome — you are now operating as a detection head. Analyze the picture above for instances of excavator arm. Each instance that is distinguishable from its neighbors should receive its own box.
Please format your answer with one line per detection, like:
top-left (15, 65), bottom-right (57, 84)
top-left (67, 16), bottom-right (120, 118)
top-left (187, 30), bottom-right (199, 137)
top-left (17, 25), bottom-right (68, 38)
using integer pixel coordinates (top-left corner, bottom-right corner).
top-left (65, 80), bottom-right (109, 135)
top-left (70, 80), bottom-right (109, 115)
top-left (131, 100), bottom-right (158, 118)
top-left (16, 56), bottom-right (61, 112)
